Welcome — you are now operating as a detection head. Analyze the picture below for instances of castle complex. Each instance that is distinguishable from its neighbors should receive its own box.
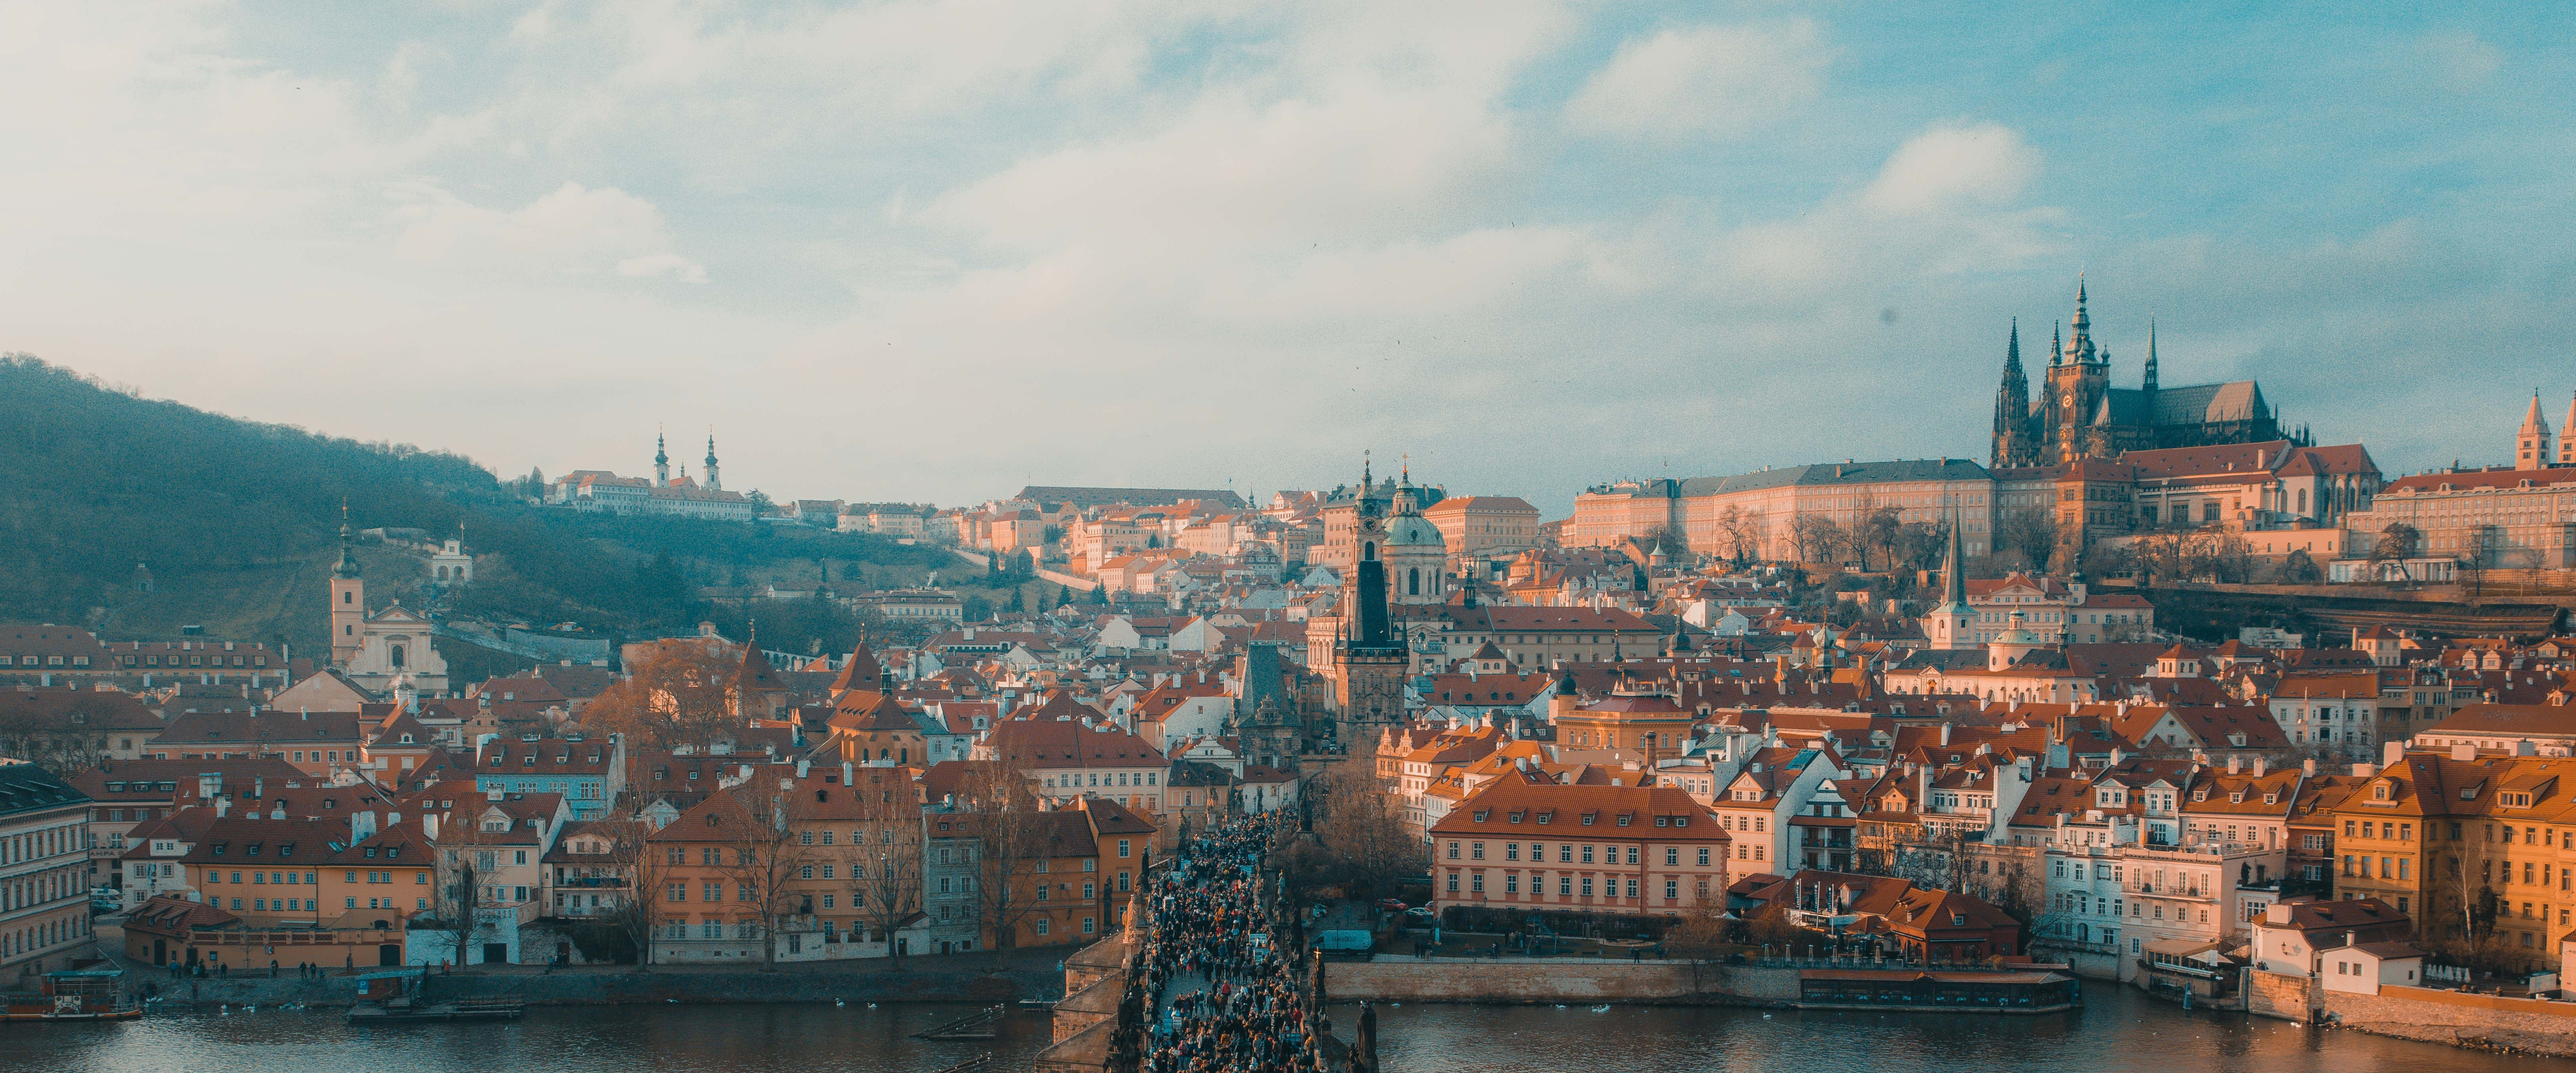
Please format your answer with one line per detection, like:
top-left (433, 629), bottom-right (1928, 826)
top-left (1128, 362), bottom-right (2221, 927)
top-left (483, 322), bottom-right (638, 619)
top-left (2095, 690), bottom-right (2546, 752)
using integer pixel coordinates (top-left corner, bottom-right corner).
top-left (1991, 282), bottom-right (2305, 468)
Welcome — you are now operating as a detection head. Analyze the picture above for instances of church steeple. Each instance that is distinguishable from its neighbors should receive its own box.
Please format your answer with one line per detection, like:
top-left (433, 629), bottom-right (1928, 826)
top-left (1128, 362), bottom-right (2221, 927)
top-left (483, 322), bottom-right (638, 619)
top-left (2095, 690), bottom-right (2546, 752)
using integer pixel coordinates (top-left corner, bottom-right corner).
top-left (703, 431), bottom-right (721, 492)
top-left (332, 501), bottom-right (361, 579)
top-left (2143, 318), bottom-right (2159, 391)
top-left (2051, 322), bottom-right (2063, 367)
top-left (654, 429), bottom-right (670, 485)
top-left (1992, 319), bottom-right (2032, 467)
top-left (2518, 389), bottom-right (2554, 471)
top-left (2067, 278), bottom-right (2098, 364)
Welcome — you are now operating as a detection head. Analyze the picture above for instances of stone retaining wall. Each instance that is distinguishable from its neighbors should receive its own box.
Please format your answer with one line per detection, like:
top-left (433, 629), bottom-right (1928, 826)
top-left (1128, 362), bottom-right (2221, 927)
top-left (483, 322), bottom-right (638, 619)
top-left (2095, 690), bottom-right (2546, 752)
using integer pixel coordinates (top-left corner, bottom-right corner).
top-left (2324, 984), bottom-right (2576, 1057)
top-left (141, 965), bottom-right (1050, 1008)
top-left (2245, 969), bottom-right (2316, 1022)
top-left (1323, 958), bottom-right (1797, 1005)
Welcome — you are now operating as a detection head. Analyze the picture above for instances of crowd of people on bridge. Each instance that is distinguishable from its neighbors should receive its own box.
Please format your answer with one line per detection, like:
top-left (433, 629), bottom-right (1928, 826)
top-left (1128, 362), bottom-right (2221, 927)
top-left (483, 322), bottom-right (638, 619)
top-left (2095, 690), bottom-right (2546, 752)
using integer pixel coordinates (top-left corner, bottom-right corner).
top-left (1135, 812), bottom-right (1335, 1073)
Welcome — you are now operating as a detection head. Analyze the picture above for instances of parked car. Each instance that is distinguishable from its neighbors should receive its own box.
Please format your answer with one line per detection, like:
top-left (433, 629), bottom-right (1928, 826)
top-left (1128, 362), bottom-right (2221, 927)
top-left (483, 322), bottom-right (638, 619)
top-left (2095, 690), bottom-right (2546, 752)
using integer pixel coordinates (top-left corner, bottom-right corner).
top-left (1376, 899), bottom-right (1408, 912)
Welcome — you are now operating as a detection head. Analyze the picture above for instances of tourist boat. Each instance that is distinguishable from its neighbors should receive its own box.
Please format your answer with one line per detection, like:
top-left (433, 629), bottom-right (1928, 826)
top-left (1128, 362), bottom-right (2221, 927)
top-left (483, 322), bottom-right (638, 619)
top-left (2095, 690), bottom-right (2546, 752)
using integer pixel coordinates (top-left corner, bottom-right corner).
top-left (0, 968), bottom-right (145, 1021)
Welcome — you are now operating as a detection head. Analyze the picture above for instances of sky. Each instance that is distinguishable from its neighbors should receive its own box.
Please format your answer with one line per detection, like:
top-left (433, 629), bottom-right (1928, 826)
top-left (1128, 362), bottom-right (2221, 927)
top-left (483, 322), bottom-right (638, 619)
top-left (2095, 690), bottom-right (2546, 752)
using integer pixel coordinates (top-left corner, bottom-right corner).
top-left (4, 1), bottom-right (2572, 517)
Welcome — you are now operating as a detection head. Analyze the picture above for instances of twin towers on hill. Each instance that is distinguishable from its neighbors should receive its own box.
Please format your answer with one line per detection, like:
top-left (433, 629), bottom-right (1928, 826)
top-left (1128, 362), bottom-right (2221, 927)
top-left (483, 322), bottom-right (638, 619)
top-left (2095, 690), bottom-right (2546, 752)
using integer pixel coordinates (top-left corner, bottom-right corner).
top-left (1989, 281), bottom-right (2307, 469)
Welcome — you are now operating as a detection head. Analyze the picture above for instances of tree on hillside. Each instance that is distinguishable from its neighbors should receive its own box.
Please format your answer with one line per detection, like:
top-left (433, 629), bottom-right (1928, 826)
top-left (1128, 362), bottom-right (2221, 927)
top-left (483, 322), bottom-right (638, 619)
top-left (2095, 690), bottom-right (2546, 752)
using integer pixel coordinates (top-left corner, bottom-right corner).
top-left (583, 640), bottom-right (738, 751)
top-left (2371, 523), bottom-right (2421, 568)
top-left (1993, 508), bottom-right (2059, 574)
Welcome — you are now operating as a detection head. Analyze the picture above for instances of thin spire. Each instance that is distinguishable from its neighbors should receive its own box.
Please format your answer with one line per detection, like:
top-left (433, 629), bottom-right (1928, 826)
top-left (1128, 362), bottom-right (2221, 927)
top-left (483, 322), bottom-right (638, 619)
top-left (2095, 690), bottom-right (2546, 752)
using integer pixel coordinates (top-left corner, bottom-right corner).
top-left (2051, 322), bottom-right (2062, 367)
top-left (2144, 317), bottom-right (2160, 391)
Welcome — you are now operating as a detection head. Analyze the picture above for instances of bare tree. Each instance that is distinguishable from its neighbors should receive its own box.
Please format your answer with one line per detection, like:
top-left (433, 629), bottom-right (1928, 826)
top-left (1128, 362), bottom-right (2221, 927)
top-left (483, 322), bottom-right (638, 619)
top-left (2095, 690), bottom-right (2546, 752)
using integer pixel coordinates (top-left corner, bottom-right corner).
top-left (432, 849), bottom-right (484, 968)
top-left (954, 759), bottom-right (1047, 949)
top-left (603, 815), bottom-right (672, 967)
top-left (1787, 513), bottom-right (1842, 565)
top-left (1859, 505), bottom-right (1904, 573)
top-left (1281, 763), bottom-right (1424, 902)
top-left (1713, 506), bottom-right (1751, 565)
top-left (710, 778), bottom-right (828, 969)
top-left (585, 640), bottom-right (740, 750)
top-left (1993, 508), bottom-right (2059, 574)
top-left (845, 804), bottom-right (924, 956)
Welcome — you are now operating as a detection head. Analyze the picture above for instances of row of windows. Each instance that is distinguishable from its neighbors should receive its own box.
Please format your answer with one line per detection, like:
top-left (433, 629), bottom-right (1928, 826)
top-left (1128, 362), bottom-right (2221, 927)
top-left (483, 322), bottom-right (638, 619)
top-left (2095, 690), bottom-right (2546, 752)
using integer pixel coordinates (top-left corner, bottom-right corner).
top-left (1445, 872), bottom-right (1713, 901)
top-left (1448, 842), bottom-right (1712, 867)
top-left (0, 655), bottom-right (88, 667)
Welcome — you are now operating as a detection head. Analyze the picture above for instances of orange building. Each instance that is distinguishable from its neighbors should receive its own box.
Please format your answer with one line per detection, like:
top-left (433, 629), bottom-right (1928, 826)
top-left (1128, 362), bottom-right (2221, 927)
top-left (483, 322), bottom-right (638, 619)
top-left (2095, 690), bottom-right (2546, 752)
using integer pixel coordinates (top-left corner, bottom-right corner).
top-left (1430, 782), bottom-right (1730, 918)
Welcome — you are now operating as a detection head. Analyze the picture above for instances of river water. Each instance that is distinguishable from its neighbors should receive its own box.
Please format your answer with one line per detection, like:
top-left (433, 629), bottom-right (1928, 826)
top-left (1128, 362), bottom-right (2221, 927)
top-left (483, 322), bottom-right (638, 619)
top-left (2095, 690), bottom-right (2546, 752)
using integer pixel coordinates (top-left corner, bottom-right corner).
top-left (2, 981), bottom-right (2564, 1073)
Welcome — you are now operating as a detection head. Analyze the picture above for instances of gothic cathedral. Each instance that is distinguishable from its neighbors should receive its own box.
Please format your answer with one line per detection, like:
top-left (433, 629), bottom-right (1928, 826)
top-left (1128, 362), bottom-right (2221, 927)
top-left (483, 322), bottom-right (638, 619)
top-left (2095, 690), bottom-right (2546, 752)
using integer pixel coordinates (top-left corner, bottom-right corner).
top-left (1991, 282), bottom-right (2304, 468)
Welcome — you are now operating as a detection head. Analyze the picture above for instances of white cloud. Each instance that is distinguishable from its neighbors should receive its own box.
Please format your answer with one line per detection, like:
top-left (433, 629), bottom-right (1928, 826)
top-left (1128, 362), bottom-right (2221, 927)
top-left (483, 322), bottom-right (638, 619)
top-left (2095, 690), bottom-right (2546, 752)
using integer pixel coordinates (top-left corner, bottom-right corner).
top-left (1862, 123), bottom-right (2040, 216)
top-left (2416, 30), bottom-right (2502, 91)
top-left (1565, 20), bottom-right (1828, 139)
top-left (393, 180), bottom-right (705, 280)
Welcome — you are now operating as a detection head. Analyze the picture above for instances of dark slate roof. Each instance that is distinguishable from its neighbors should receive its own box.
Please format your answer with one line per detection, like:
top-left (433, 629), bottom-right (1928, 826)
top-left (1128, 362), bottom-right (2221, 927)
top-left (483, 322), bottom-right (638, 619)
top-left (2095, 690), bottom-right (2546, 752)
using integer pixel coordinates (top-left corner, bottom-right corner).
top-left (0, 763), bottom-right (90, 819)
top-left (2100, 381), bottom-right (2269, 428)
top-left (1672, 458), bottom-right (1992, 498)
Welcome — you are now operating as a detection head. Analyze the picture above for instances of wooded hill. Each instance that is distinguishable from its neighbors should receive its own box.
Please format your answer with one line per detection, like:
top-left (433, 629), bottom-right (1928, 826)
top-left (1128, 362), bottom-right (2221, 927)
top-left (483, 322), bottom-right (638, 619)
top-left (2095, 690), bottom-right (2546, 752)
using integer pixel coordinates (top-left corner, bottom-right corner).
top-left (0, 355), bottom-right (945, 659)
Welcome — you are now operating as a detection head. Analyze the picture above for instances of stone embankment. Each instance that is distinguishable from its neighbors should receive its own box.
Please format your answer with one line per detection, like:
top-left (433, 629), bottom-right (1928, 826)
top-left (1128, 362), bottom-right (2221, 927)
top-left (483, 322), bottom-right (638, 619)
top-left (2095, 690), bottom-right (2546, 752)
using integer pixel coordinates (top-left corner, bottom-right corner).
top-left (1322, 957), bottom-right (1798, 1006)
top-left (140, 963), bottom-right (1054, 1009)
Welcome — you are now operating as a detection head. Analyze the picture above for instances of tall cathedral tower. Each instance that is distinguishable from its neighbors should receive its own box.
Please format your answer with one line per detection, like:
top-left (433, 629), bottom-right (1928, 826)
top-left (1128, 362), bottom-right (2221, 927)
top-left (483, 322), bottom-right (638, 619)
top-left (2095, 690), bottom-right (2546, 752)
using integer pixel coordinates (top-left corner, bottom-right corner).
top-left (329, 505), bottom-right (366, 667)
top-left (1990, 320), bottom-right (2036, 468)
top-left (2040, 280), bottom-right (2112, 464)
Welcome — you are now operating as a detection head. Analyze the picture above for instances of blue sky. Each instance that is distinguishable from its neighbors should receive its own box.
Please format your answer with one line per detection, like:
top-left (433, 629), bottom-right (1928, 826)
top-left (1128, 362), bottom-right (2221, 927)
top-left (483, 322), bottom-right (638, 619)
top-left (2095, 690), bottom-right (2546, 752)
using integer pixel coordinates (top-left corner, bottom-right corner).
top-left (3, 1), bottom-right (2568, 515)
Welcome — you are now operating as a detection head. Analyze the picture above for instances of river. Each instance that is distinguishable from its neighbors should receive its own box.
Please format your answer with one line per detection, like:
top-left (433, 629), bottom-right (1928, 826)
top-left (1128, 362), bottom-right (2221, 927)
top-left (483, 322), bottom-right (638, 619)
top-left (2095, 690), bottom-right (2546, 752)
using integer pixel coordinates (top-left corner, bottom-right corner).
top-left (2, 981), bottom-right (2565, 1072)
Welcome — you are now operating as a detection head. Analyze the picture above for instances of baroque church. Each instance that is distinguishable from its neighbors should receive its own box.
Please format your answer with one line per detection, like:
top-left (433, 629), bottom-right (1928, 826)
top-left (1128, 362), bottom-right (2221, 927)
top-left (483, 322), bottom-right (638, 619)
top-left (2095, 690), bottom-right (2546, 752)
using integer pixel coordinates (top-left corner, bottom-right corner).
top-left (1991, 282), bottom-right (2306, 468)
top-left (326, 510), bottom-right (449, 696)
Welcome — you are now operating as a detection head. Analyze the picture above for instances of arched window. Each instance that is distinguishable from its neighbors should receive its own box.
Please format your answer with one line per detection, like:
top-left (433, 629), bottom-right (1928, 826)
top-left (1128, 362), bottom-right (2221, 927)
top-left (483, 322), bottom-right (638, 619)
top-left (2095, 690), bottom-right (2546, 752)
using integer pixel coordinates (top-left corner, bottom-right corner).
top-left (390, 644), bottom-right (406, 669)
top-left (1407, 568), bottom-right (1419, 596)
top-left (1363, 542), bottom-right (1376, 561)
top-left (342, 590), bottom-right (353, 604)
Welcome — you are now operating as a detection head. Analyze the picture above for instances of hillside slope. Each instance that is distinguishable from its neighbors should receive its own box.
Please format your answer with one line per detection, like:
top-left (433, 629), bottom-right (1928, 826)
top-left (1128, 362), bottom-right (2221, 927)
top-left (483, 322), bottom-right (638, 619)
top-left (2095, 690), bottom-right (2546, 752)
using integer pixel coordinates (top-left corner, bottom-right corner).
top-left (0, 355), bottom-right (945, 657)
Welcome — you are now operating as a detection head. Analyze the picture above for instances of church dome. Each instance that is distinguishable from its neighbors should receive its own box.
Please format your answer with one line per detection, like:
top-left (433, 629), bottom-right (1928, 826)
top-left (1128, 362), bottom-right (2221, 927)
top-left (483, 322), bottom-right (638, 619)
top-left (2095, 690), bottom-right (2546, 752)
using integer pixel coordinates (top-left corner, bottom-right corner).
top-left (1384, 512), bottom-right (1443, 548)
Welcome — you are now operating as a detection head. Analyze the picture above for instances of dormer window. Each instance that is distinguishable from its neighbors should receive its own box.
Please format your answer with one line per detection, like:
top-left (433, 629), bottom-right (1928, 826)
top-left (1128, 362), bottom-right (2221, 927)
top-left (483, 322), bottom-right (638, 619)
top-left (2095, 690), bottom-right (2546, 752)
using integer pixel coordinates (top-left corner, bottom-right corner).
top-left (1616, 815), bottom-right (1632, 827)
top-left (1536, 812), bottom-right (1552, 825)
top-left (1472, 810), bottom-right (1489, 822)
top-left (1580, 813), bottom-right (1597, 826)
top-left (1506, 812), bottom-right (1524, 823)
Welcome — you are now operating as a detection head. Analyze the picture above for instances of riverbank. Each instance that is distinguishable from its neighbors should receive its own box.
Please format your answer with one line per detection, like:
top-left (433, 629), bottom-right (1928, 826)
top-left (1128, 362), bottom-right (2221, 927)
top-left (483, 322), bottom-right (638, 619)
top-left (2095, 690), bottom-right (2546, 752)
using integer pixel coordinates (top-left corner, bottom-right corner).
top-left (1324, 955), bottom-right (1796, 1006)
top-left (134, 956), bottom-right (1059, 1008)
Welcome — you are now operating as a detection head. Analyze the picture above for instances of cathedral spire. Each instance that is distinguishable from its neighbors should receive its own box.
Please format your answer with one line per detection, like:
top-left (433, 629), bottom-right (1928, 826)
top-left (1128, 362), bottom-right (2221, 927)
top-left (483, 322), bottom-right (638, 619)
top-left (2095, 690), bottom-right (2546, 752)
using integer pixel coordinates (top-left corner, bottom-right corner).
top-left (1939, 499), bottom-right (1966, 610)
top-left (1992, 319), bottom-right (2033, 468)
top-left (2051, 322), bottom-right (2063, 367)
top-left (2144, 318), bottom-right (2159, 391)
top-left (2068, 278), bottom-right (2098, 364)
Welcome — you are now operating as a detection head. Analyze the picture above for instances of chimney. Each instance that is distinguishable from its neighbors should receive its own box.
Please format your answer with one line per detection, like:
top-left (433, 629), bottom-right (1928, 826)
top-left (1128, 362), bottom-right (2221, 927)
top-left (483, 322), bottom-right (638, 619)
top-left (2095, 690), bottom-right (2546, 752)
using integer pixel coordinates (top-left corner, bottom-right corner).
top-left (843, 761), bottom-right (855, 786)
top-left (2253, 757), bottom-right (2267, 777)
top-left (2227, 755), bottom-right (2242, 775)
top-left (1938, 724), bottom-right (1950, 747)
top-left (2350, 762), bottom-right (2376, 778)
top-left (2451, 742), bottom-right (2476, 762)
top-left (423, 812), bottom-right (439, 840)
top-left (214, 796), bottom-right (229, 818)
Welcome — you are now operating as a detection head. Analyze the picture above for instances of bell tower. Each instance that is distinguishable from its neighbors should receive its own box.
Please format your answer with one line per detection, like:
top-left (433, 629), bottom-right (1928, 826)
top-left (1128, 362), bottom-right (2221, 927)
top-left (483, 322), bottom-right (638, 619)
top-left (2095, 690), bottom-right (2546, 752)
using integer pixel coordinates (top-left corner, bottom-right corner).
top-left (329, 504), bottom-right (366, 667)
top-left (704, 431), bottom-right (722, 491)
